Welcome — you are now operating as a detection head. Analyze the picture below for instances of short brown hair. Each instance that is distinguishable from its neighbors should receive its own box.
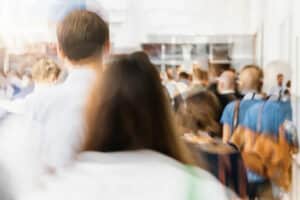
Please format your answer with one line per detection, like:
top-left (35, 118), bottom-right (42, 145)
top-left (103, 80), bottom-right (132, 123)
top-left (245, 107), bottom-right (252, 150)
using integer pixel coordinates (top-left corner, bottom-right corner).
top-left (57, 10), bottom-right (109, 61)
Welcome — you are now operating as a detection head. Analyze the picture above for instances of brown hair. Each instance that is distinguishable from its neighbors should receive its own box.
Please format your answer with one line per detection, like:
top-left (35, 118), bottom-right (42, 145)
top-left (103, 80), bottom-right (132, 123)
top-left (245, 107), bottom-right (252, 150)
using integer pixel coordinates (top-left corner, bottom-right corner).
top-left (83, 51), bottom-right (193, 164)
top-left (57, 10), bottom-right (109, 61)
top-left (176, 91), bottom-right (222, 137)
top-left (208, 63), bottom-right (230, 79)
top-left (32, 58), bottom-right (61, 83)
top-left (193, 68), bottom-right (208, 83)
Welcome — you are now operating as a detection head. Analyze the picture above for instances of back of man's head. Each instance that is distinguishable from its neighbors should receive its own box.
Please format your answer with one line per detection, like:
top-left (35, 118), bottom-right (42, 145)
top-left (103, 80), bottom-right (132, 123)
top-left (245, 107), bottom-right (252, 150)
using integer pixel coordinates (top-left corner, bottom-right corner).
top-left (179, 72), bottom-right (190, 80)
top-left (208, 63), bottom-right (231, 81)
top-left (57, 10), bottom-right (109, 62)
top-left (239, 65), bottom-right (264, 93)
top-left (218, 70), bottom-right (236, 92)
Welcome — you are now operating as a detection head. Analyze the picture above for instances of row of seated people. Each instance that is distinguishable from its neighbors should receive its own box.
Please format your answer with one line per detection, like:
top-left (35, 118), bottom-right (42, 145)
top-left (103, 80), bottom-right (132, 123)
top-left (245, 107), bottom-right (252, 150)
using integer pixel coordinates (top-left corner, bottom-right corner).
top-left (0, 10), bottom-right (233, 200)
top-left (166, 62), bottom-right (298, 199)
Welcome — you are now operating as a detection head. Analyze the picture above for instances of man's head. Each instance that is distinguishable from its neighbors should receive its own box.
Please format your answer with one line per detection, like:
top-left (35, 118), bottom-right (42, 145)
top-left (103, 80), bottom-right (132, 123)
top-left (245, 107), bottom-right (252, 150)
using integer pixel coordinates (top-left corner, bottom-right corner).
top-left (238, 65), bottom-right (264, 93)
top-left (179, 72), bottom-right (191, 82)
top-left (166, 67), bottom-right (175, 80)
top-left (217, 70), bottom-right (236, 93)
top-left (208, 63), bottom-right (230, 82)
top-left (57, 10), bottom-right (109, 65)
top-left (277, 73), bottom-right (284, 86)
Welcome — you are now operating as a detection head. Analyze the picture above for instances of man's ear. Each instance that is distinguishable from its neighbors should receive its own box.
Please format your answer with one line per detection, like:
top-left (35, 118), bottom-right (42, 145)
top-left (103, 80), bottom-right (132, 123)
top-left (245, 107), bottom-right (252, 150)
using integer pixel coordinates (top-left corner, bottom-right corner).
top-left (57, 44), bottom-right (65, 60)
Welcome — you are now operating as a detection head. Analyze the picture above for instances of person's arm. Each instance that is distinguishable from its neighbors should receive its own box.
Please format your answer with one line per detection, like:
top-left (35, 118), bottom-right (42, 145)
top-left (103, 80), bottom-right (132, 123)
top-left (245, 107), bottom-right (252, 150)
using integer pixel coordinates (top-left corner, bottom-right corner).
top-left (220, 103), bottom-right (234, 143)
top-left (222, 124), bottom-right (231, 143)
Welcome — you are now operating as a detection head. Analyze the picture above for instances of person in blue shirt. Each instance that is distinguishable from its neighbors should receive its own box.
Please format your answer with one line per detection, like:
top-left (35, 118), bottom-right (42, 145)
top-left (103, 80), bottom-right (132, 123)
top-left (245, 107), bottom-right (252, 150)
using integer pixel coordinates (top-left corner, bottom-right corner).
top-left (221, 65), bottom-right (265, 143)
top-left (243, 97), bottom-right (292, 135)
top-left (242, 97), bottom-right (293, 199)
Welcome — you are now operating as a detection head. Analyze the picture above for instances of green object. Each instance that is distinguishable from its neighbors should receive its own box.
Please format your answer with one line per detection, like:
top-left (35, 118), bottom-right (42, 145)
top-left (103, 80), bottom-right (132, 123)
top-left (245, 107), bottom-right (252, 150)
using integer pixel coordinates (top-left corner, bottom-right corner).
top-left (185, 165), bottom-right (198, 200)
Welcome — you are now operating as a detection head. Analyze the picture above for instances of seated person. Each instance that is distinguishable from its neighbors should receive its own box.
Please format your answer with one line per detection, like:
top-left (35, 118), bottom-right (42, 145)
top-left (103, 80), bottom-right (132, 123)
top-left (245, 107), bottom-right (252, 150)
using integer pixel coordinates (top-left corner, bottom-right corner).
top-left (21, 52), bottom-right (230, 200)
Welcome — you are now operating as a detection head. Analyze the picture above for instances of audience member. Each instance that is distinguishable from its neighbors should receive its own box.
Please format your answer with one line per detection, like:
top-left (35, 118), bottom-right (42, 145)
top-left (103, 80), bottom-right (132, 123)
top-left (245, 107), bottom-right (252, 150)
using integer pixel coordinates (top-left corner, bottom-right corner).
top-left (6, 70), bottom-right (23, 97)
top-left (269, 73), bottom-right (285, 97)
top-left (22, 52), bottom-right (229, 200)
top-left (221, 65), bottom-right (264, 143)
top-left (36, 10), bottom-right (110, 171)
top-left (176, 71), bottom-right (191, 94)
top-left (191, 67), bottom-right (208, 91)
top-left (176, 91), bottom-right (222, 138)
top-left (0, 58), bottom-right (61, 117)
top-left (207, 63), bottom-right (230, 94)
top-left (176, 90), bottom-right (248, 198)
top-left (233, 99), bottom-right (295, 199)
top-left (163, 67), bottom-right (180, 99)
top-left (217, 70), bottom-right (238, 112)
top-left (13, 73), bottom-right (34, 99)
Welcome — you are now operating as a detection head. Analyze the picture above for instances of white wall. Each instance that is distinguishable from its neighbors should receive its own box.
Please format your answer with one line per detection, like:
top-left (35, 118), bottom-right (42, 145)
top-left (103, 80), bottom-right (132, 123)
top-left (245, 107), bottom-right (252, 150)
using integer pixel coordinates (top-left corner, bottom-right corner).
top-left (104, 0), bottom-right (253, 49)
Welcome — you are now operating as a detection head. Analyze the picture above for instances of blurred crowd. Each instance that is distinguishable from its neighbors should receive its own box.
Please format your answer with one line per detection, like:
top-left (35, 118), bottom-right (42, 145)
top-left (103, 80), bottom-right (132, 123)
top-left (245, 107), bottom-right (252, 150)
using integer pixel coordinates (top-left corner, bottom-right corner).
top-left (0, 10), bottom-right (298, 200)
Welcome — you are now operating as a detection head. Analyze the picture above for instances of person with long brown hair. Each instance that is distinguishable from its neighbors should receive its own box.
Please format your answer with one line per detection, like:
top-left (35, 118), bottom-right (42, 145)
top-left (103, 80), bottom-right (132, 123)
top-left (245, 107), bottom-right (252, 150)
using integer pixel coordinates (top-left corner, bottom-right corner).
top-left (22, 52), bottom-right (229, 200)
top-left (84, 52), bottom-right (190, 162)
top-left (176, 91), bottom-right (222, 138)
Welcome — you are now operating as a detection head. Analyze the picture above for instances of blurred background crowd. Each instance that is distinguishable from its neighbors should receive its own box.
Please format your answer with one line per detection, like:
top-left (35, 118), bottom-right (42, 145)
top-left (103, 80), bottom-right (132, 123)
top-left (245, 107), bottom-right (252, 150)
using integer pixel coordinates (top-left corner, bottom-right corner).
top-left (0, 1), bottom-right (299, 200)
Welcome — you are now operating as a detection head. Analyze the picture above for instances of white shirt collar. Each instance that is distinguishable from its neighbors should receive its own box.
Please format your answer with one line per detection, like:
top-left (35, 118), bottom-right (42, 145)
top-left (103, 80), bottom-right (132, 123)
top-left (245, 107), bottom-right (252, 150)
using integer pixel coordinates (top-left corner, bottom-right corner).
top-left (243, 92), bottom-right (264, 100)
top-left (268, 94), bottom-right (290, 102)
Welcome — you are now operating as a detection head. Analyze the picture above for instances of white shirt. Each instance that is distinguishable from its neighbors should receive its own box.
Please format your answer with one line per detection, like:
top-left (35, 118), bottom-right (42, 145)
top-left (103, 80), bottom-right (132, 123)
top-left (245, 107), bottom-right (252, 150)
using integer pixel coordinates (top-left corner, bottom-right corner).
top-left (269, 85), bottom-right (285, 96)
top-left (176, 81), bottom-right (189, 94)
top-left (242, 92), bottom-right (264, 100)
top-left (0, 84), bottom-right (53, 117)
top-left (36, 68), bottom-right (96, 170)
top-left (164, 80), bottom-right (180, 98)
top-left (0, 114), bottom-right (43, 199)
top-left (21, 150), bottom-right (230, 200)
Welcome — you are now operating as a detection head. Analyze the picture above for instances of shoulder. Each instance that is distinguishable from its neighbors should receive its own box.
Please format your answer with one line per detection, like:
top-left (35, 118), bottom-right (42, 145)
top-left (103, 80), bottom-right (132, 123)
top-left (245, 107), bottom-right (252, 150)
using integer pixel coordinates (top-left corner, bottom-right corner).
top-left (223, 101), bottom-right (236, 114)
top-left (186, 166), bottom-right (230, 199)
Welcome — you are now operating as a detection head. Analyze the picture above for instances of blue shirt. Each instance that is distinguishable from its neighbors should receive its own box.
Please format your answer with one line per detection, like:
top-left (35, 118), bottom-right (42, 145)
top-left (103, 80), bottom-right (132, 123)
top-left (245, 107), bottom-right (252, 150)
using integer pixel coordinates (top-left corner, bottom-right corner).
top-left (243, 100), bottom-right (292, 135)
top-left (242, 100), bottom-right (292, 183)
top-left (220, 99), bottom-right (263, 134)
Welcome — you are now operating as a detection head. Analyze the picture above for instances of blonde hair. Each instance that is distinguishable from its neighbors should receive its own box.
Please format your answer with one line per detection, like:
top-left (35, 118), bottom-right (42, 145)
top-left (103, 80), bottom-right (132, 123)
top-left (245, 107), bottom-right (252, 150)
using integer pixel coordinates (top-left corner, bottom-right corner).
top-left (32, 59), bottom-right (61, 83)
top-left (240, 65), bottom-right (264, 92)
top-left (193, 68), bottom-right (208, 82)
